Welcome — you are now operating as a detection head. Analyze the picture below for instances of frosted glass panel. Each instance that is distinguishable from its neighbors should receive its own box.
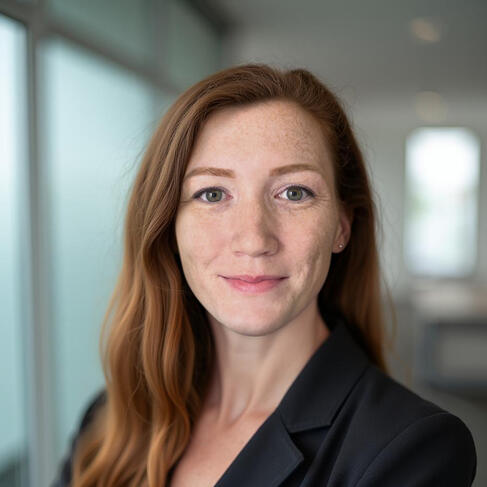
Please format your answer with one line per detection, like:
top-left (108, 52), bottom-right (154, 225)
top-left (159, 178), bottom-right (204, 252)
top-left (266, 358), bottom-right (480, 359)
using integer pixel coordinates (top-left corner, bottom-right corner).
top-left (404, 128), bottom-right (480, 277)
top-left (0, 14), bottom-right (27, 487)
top-left (166, 0), bottom-right (220, 89)
top-left (47, 0), bottom-right (153, 64)
top-left (38, 37), bottom-right (167, 463)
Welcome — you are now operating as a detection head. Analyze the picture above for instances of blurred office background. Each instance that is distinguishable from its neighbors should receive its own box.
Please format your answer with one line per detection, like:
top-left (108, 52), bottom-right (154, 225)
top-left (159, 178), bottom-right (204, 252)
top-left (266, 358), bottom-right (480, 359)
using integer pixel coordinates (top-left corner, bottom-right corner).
top-left (0, 0), bottom-right (486, 485)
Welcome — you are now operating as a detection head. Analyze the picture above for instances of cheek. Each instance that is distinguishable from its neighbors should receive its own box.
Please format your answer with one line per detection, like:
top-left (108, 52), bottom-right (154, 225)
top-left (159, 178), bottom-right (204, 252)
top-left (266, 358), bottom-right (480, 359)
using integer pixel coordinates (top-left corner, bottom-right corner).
top-left (291, 208), bottom-right (337, 248)
top-left (288, 212), bottom-right (337, 276)
top-left (175, 210), bottom-right (223, 261)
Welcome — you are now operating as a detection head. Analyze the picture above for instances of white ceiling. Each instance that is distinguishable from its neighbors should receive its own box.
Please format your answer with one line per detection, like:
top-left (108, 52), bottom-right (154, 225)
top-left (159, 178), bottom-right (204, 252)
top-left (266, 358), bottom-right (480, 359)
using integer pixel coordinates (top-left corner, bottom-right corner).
top-left (213, 0), bottom-right (487, 104)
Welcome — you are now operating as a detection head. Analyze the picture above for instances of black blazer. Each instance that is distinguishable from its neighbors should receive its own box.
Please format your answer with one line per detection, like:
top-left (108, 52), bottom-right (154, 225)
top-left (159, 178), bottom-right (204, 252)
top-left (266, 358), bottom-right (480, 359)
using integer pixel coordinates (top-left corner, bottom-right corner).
top-left (53, 309), bottom-right (477, 486)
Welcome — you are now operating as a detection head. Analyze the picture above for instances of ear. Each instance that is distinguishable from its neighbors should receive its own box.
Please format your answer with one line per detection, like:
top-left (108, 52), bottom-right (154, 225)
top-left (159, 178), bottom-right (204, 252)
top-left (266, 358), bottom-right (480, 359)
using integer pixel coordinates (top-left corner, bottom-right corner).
top-left (332, 205), bottom-right (352, 254)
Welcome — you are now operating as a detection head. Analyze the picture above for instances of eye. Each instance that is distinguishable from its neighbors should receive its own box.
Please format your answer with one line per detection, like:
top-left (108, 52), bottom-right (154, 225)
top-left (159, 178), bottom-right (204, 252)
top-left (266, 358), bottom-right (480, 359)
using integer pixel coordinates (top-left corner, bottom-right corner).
top-left (192, 187), bottom-right (226, 203)
top-left (279, 185), bottom-right (315, 202)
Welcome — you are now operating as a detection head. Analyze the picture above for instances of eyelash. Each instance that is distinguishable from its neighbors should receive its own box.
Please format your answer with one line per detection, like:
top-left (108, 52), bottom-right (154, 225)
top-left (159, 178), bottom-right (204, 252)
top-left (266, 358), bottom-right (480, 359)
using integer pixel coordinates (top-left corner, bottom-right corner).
top-left (191, 185), bottom-right (316, 204)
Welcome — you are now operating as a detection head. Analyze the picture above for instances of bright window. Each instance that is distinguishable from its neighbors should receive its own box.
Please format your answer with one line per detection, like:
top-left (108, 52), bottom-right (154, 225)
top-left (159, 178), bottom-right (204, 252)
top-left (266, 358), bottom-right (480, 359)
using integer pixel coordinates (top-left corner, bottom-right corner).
top-left (404, 127), bottom-right (480, 277)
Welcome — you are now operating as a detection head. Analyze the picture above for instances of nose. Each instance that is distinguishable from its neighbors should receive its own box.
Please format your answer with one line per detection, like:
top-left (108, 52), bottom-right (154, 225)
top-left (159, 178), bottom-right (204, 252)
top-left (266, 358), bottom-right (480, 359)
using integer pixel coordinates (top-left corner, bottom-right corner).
top-left (230, 198), bottom-right (279, 257)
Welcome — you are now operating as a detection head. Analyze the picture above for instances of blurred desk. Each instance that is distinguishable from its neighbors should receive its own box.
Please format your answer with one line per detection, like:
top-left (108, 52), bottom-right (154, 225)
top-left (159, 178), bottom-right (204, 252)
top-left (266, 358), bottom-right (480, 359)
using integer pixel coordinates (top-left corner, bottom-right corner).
top-left (411, 282), bottom-right (487, 397)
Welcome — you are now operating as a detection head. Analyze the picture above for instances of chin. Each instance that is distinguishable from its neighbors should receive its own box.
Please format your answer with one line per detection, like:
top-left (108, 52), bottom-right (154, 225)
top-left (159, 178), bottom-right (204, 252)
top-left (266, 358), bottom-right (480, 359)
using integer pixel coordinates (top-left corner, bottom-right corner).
top-left (218, 314), bottom-right (285, 337)
top-left (228, 326), bottom-right (278, 338)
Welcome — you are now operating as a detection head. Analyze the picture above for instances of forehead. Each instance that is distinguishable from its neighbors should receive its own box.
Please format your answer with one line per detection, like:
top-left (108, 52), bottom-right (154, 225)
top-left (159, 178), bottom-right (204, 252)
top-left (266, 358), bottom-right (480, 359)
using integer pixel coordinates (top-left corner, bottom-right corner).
top-left (188, 99), bottom-right (333, 172)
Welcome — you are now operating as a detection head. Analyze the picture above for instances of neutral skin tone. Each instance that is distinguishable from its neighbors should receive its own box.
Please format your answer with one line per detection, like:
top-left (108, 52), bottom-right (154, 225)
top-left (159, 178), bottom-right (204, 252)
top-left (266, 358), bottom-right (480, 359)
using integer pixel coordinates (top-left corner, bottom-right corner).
top-left (172, 99), bottom-right (351, 486)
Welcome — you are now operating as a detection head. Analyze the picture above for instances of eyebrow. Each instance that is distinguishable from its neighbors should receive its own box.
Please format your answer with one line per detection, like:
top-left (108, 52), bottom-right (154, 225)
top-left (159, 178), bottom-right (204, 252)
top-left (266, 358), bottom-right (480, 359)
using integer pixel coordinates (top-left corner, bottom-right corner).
top-left (183, 163), bottom-right (325, 181)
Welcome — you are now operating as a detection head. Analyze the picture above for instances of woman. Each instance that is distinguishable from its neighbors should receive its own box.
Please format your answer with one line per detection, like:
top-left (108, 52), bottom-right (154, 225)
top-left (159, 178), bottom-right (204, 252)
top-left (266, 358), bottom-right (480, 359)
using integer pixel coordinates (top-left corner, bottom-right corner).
top-left (53, 64), bottom-right (477, 486)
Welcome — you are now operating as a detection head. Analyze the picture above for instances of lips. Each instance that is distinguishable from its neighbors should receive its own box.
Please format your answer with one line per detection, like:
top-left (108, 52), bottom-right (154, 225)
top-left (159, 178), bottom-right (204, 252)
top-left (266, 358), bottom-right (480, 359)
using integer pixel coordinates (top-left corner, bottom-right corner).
top-left (221, 275), bottom-right (287, 293)
top-left (222, 275), bottom-right (286, 283)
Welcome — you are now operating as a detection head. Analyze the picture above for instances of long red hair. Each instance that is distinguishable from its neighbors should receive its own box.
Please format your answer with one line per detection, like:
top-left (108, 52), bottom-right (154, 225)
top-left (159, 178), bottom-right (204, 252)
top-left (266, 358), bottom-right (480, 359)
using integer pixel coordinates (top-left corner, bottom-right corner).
top-left (71, 63), bottom-right (396, 486)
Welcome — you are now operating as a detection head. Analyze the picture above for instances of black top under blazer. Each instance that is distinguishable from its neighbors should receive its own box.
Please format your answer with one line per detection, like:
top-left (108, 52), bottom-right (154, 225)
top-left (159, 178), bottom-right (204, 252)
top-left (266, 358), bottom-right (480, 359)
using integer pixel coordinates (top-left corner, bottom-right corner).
top-left (53, 308), bottom-right (477, 486)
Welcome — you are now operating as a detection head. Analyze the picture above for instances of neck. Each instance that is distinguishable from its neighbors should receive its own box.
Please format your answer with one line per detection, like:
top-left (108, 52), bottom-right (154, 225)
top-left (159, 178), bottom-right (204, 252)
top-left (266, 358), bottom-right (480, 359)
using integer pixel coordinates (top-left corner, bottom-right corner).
top-left (202, 304), bottom-right (329, 428)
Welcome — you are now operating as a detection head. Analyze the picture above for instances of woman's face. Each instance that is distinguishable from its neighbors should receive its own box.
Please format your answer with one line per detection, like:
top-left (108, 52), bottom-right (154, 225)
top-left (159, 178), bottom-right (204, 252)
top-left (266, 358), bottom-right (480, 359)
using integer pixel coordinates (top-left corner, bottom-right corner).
top-left (175, 99), bottom-right (350, 337)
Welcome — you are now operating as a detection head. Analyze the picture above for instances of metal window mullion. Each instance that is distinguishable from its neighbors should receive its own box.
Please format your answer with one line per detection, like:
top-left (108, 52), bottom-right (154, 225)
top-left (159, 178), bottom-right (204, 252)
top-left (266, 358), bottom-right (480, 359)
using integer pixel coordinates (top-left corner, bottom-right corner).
top-left (22, 5), bottom-right (56, 486)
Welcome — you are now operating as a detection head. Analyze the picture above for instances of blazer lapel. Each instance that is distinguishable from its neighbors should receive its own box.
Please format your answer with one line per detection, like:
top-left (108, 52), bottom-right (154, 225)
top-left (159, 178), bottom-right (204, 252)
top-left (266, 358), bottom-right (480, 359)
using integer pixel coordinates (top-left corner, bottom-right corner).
top-left (215, 309), bottom-right (371, 487)
top-left (279, 312), bottom-right (371, 432)
top-left (215, 412), bottom-right (304, 487)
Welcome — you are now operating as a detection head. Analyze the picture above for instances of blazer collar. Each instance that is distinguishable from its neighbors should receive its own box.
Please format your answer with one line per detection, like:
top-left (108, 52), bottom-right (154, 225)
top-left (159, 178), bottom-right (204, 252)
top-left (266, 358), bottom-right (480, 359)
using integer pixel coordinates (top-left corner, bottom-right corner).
top-left (278, 308), bottom-right (371, 432)
top-left (215, 308), bottom-right (371, 487)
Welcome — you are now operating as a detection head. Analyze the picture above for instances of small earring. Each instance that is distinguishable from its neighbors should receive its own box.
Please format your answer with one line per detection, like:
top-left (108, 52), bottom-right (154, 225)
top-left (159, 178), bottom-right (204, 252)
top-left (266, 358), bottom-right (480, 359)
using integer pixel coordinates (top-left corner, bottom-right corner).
top-left (338, 243), bottom-right (344, 249)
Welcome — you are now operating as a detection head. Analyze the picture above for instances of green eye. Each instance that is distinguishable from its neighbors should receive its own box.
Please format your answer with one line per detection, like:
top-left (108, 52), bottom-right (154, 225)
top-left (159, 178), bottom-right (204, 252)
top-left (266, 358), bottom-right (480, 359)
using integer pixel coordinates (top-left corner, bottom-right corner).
top-left (193, 187), bottom-right (225, 203)
top-left (286, 187), bottom-right (305, 201)
top-left (282, 186), bottom-right (314, 202)
top-left (205, 189), bottom-right (223, 202)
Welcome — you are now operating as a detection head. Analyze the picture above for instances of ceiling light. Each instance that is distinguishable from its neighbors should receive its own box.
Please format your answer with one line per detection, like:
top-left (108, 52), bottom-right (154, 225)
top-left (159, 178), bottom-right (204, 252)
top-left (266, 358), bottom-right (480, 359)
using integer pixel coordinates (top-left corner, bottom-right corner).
top-left (410, 17), bottom-right (443, 43)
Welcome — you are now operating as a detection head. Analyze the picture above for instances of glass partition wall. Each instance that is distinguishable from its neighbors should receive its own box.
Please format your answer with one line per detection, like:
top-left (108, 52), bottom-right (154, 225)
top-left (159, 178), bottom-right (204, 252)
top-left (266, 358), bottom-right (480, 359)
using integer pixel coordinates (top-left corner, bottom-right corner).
top-left (0, 1), bottom-right (224, 486)
top-left (0, 14), bottom-right (29, 487)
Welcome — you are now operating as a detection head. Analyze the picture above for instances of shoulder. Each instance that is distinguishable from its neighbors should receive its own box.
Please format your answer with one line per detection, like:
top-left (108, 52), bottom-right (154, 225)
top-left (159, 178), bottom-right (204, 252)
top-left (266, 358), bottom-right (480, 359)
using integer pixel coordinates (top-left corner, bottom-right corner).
top-left (51, 389), bottom-right (107, 487)
top-left (345, 365), bottom-right (477, 486)
top-left (78, 388), bottom-right (107, 431)
top-left (355, 364), bottom-right (450, 425)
